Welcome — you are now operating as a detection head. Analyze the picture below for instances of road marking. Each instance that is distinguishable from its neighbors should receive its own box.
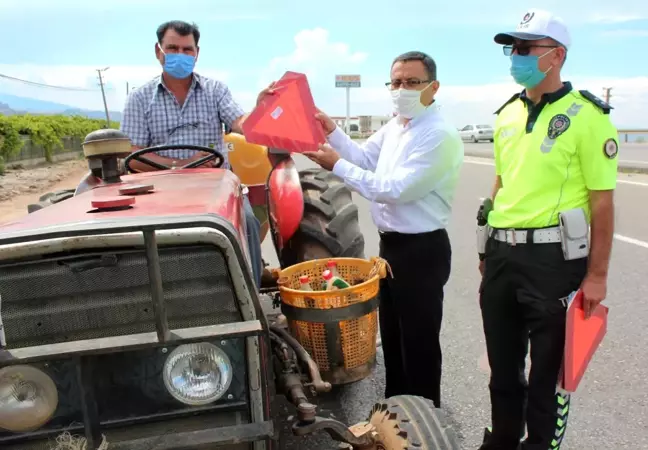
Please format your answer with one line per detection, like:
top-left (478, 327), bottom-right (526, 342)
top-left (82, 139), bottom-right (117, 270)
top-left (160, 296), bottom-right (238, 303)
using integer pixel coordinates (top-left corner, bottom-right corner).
top-left (475, 198), bottom-right (648, 250)
top-left (616, 179), bottom-right (648, 187)
top-left (463, 158), bottom-right (648, 187)
top-left (614, 234), bottom-right (648, 249)
top-left (463, 159), bottom-right (496, 167)
top-left (620, 159), bottom-right (648, 165)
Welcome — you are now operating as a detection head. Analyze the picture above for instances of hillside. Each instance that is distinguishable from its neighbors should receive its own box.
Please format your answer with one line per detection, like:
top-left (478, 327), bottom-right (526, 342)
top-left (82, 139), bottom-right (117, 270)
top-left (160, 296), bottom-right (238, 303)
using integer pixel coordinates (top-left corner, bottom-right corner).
top-left (0, 93), bottom-right (123, 121)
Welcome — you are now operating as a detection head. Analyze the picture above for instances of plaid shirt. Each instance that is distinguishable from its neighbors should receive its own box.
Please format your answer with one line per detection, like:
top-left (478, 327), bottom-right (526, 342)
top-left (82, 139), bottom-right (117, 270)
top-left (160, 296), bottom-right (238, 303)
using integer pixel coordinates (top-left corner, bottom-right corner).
top-left (120, 73), bottom-right (245, 167)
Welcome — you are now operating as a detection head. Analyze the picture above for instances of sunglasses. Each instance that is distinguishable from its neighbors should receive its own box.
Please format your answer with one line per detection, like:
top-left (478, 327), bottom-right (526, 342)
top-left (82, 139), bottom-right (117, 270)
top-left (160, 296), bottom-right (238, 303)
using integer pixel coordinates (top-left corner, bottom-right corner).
top-left (503, 44), bottom-right (558, 56)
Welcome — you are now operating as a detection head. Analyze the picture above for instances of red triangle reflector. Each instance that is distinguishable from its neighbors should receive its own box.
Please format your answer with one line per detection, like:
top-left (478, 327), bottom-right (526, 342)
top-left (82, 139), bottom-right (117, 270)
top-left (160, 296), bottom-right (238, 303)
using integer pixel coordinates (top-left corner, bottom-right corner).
top-left (242, 71), bottom-right (326, 153)
top-left (561, 289), bottom-right (608, 392)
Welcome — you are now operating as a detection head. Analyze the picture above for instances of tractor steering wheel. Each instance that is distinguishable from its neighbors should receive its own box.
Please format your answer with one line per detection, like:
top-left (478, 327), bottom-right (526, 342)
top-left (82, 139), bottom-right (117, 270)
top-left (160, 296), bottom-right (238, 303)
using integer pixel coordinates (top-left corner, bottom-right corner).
top-left (124, 144), bottom-right (225, 173)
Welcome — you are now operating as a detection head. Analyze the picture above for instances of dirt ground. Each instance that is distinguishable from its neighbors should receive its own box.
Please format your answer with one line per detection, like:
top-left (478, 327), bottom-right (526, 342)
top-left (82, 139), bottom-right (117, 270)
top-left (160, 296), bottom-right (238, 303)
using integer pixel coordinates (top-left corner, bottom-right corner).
top-left (0, 160), bottom-right (89, 224)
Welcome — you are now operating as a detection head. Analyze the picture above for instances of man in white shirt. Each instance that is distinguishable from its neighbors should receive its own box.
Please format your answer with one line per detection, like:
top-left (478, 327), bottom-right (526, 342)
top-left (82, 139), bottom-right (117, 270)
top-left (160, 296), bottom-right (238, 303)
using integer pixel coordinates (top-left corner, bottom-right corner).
top-left (303, 51), bottom-right (464, 408)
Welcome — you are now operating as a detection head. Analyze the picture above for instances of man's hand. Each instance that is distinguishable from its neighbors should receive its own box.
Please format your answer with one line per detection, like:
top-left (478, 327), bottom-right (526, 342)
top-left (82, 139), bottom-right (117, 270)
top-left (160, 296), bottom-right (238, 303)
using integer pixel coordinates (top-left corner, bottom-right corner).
top-left (580, 273), bottom-right (607, 319)
top-left (257, 82), bottom-right (277, 106)
top-left (186, 151), bottom-right (218, 168)
top-left (478, 260), bottom-right (485, 277)
top-left (303, 144), bottom-right (341, 171)
top-left (314, 108), bottom-right (337, 135)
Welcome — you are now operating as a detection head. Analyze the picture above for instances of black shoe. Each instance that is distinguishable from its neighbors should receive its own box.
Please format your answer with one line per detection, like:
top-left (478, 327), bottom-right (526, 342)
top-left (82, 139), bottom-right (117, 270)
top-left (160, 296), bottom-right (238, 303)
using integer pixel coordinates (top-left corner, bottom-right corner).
top-left (479, 428), bottom-right (521, 450)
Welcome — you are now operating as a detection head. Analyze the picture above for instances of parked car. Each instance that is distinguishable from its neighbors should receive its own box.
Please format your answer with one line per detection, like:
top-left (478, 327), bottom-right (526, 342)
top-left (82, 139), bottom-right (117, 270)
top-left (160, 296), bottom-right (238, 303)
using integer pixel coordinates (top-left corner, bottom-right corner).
top-left (459, 124), bottom-right (494, 143)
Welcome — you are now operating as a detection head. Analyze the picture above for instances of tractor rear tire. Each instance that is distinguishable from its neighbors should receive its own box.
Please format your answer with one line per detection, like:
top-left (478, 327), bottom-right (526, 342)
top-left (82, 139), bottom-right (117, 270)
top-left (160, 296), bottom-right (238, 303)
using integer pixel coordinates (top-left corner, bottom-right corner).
top-left (27, 188), bottom-right (75, 213)
top-left (367, 395), bottom-right (460, 450)
top-left (280, 168), bottom-right (365, 267)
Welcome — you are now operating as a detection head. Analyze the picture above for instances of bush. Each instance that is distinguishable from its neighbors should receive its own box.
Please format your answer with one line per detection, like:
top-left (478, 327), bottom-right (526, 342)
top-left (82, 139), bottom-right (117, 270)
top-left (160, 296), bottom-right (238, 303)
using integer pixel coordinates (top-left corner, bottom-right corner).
top-left (0, 114), bottom-right (120, 163)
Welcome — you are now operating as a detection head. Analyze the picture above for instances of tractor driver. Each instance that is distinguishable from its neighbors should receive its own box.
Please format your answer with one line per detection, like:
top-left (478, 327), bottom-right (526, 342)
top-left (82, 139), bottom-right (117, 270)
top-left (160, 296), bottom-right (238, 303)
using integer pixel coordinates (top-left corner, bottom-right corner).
top-left (120, 20), bottom-right (271, 289)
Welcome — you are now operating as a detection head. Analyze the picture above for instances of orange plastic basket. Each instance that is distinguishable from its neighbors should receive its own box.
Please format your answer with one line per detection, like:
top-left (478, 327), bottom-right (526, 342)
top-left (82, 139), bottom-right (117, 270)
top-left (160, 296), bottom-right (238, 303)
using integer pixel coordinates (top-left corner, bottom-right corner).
top-left (277, 257), bottom-right (390, 385)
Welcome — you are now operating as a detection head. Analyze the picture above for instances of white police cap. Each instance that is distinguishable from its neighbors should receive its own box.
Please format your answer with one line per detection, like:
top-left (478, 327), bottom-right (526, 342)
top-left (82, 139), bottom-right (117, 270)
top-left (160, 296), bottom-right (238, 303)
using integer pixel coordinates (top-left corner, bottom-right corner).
top-left (494, 9), bottom-right (571, 50)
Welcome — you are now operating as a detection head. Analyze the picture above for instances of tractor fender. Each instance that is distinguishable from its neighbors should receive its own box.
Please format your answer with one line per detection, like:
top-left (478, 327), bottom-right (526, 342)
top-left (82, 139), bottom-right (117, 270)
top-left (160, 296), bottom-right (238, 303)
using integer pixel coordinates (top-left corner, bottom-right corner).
top-left (267, 156), bottom-right (304, 249)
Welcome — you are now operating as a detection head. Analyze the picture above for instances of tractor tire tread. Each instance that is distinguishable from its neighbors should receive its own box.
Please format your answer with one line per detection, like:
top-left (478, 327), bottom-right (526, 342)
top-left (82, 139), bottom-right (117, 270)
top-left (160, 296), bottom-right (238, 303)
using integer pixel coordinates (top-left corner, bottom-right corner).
top-left (28, 189), bottom-right (75, 214)
top-left (368, 395), bottom-right (461, 450)
top-left (280, 168), bottom-right (365, 266)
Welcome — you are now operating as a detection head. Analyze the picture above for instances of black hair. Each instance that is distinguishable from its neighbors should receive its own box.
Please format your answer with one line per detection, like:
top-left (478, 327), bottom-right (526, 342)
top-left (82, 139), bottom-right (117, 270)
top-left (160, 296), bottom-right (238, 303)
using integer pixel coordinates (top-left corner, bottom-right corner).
top-left (392, 51), bottom-right (437, 81)
top-left (156, 20), bottom-right (200, 45)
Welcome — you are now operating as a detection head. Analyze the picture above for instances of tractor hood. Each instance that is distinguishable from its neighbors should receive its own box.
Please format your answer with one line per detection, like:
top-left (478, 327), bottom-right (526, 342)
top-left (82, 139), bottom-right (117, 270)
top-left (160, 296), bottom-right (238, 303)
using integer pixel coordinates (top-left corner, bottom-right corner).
top-left (0, 168), bottom-right (246, 240)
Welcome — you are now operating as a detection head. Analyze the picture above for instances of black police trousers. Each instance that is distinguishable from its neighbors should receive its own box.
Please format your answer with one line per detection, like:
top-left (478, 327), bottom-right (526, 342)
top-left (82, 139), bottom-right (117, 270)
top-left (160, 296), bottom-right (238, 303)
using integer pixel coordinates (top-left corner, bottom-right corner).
top-left (478, 236), bottom-right (587, 450)
top-left (378, 228), bottom-right (452, 408)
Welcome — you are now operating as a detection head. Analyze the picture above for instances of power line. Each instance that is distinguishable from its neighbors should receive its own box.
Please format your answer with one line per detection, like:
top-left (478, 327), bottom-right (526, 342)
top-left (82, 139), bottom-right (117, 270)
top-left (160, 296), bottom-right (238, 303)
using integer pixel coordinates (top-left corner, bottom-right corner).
top-left (0, 72), bottom-right (104, 92)
top-left (96, 67), bottom-right (111, 125)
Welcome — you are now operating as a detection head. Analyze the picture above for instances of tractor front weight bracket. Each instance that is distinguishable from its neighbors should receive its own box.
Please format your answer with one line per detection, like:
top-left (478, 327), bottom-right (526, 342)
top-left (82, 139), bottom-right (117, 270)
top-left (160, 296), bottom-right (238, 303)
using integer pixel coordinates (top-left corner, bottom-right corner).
top-left (291, 416), bottom-right (376, 449)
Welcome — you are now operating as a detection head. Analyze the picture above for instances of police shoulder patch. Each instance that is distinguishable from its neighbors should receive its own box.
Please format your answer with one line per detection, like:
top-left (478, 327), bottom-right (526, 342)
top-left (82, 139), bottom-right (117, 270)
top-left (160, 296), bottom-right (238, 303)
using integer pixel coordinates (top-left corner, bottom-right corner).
top-left (579, 90), bottom-right (613, 114)
top-left (603, 138), bottom-right (618, 159)
top-left (494, 92), bottom-right (521, 115)
top-left (547, 114), bottom-right (571, 140)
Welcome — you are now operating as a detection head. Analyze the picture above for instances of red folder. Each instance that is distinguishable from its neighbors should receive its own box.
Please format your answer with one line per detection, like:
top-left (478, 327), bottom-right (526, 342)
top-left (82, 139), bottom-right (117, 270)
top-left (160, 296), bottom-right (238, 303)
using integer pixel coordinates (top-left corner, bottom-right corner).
top-left (560, 289), bottom-right (608, 392)
top-left (242, 71), bottom-right (326, 153)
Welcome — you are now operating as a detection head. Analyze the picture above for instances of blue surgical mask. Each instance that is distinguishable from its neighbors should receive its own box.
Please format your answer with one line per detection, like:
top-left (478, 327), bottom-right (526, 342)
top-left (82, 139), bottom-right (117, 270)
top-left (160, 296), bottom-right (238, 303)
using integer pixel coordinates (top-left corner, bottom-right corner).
top-left (159, 45), bottom-right (196, 79)
top-left (509, 49), bottom-right (555, 89)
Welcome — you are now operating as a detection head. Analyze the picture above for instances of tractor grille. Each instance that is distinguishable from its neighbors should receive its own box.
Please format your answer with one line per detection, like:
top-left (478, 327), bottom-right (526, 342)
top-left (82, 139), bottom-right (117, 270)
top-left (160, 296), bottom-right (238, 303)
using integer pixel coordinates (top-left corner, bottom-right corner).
top-left (0, 337), bottom-right (251, 448)
top-left (0, 244), bottom-right (243, 349)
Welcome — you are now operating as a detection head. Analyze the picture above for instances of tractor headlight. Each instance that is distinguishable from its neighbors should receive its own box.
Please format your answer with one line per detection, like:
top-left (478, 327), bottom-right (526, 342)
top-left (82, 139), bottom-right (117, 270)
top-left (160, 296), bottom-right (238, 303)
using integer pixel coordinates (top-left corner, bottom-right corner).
top-left (0, 365), bottom-right (58, 432)
top-left (162, 342), bottom-right (233, 406)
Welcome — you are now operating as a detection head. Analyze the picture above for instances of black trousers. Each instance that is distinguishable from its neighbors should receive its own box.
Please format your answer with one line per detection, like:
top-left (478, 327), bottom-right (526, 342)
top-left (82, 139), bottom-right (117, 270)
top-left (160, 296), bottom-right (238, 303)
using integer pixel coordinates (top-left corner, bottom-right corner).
top-left (479, 236), bottom-right (588, 450)
top-left (378, 228), bottom-right (452, 408)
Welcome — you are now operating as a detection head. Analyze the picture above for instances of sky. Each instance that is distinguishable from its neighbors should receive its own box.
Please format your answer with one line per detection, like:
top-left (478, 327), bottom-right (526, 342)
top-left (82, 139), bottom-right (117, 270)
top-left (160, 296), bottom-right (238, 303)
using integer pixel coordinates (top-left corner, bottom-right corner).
top-left (0, 0), bottom-right (647, 129)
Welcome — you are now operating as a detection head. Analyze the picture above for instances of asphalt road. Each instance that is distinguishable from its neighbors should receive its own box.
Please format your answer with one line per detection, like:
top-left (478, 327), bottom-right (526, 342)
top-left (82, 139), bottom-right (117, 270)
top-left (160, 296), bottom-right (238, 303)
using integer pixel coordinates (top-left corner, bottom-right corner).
top-left (463, 141), bottom-right (648, 172)
top-left (262, 150), bottom-right (648, 449)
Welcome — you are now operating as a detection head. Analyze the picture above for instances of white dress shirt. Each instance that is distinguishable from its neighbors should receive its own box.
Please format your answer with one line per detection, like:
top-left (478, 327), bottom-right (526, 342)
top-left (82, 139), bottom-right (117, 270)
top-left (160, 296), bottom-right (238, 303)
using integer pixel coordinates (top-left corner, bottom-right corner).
top-left (329, 103), bottom-right (464, 234)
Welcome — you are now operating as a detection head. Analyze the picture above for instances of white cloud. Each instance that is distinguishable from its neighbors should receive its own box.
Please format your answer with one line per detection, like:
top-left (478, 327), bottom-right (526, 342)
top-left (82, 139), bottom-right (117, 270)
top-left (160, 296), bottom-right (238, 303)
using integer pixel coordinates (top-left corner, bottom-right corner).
top-left (1, 0), bottom-right (161, 10)
top-left (205, 13), bottom-right (270, 22)
top-left (258, 28), bottom-right (369, 89)
top-left (313, 76), bottom-right (648, 130)
top-left (433, 76), bottom-right (648, 129)
top-left (587, 13), bottom-right (646, 24)
top-left (601, 29), bottom-right (648, 37)
top-left (1, 28), bottom-right (647, 130)
top-left (243, 28), bottom-right (648, 129)
top-left (0, 63), bottom-right (229, 112)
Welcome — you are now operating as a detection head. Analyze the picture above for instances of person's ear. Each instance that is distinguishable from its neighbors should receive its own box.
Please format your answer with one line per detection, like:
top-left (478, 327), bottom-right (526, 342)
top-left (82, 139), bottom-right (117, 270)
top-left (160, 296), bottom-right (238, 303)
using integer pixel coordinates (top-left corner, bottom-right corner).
top-left (421, 80), bottom-right (440, 106)
top-left (558, 47), bottom-right (567, 67)
top-left (155, 43), bottom-right (164, 65)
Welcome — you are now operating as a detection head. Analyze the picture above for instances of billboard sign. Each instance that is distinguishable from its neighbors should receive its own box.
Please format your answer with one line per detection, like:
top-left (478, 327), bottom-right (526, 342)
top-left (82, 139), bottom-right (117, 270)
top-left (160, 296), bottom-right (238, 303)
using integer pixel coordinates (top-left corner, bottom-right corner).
top-left (335, 74), bottom-right (361, 88)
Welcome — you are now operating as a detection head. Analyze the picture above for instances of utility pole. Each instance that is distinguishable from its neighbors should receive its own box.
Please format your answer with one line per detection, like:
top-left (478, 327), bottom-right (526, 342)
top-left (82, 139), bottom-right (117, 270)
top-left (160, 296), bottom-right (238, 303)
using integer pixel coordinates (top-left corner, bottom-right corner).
top-left (602, 87), bottom-right (612, 105)
top-left (96, 67), bottom-right (111, 126)
top-left (126, 81), bottom-right (129, 95)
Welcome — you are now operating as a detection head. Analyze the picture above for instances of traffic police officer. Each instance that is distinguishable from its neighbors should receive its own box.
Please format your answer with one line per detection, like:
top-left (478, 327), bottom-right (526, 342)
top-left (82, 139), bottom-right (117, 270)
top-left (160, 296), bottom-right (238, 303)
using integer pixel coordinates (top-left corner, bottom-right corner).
top-left (477, 9), bottom-right (618, 450)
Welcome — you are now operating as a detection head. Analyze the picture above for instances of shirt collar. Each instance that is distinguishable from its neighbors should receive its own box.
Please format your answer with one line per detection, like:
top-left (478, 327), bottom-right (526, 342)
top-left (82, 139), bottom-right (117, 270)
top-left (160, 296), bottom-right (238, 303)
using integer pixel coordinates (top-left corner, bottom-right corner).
top-left (520, 81), bottom-right (573, 104)
top-left (157, 72), bottom-right (203, 91)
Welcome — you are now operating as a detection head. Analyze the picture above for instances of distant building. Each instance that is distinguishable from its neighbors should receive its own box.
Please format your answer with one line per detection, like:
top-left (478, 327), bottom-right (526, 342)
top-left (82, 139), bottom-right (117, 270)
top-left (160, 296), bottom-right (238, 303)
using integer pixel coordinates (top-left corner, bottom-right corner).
top-left (330, 115), bottom-right (392, 136)
top-left (358, 115), bottom-right (392, 134)
top-left (331, 116), bottom-right (360, 133)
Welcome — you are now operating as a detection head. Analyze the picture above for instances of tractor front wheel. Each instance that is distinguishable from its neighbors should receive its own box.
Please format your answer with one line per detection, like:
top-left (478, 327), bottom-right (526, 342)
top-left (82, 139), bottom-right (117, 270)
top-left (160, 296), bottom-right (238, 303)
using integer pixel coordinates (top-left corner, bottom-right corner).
top-left (280, 168), bottom-right (365, 266)
top-left (366, 395), bottom-right (460, 450)
top-left (27, 188), bottom-right (76, 213)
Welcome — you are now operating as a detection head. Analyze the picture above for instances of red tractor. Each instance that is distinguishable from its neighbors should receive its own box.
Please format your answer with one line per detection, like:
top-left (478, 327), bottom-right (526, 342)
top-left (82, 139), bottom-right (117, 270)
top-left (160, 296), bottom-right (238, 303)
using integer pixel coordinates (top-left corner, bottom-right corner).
top-left (0, 129), bottom-right (459, 449)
